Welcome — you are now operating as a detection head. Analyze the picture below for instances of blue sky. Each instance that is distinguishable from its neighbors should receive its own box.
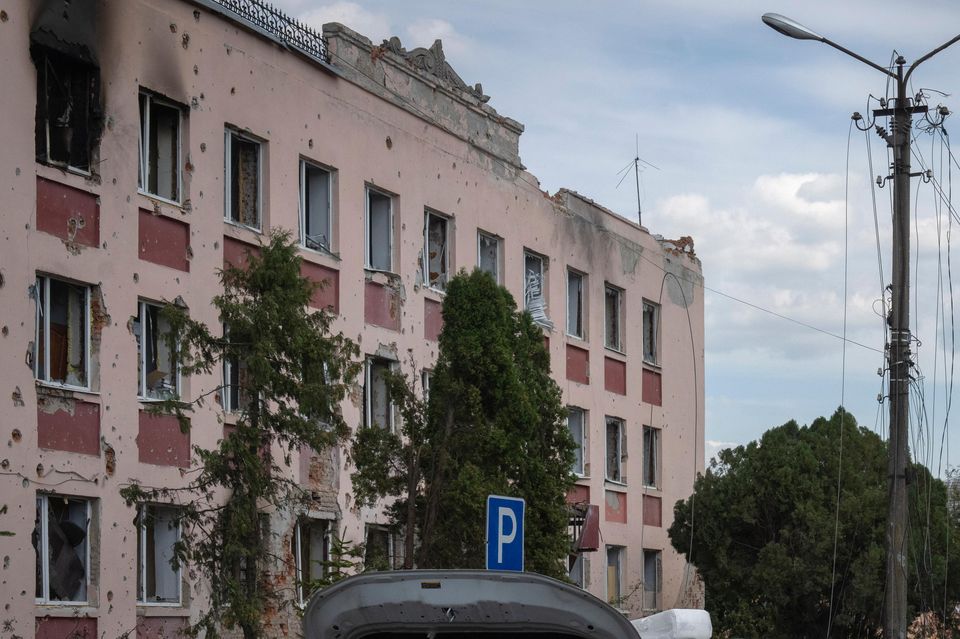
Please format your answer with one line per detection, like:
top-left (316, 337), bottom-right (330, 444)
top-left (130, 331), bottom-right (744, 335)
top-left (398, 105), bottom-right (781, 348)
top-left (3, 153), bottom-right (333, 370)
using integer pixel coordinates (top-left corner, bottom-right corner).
top-left (274, 0), bottom-right (960, 473)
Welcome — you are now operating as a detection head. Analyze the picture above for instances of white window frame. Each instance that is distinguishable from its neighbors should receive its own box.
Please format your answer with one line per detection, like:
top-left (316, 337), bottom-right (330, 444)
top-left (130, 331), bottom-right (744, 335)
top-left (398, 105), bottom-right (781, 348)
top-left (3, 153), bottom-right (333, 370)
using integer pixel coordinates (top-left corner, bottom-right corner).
top-left (294, 518), bottom-right (334, 606)
top-left (422, 209), bottom-right (450, 291)
top-left (35, 494), bottom-right (92, 605)
top-left (643, 300), bottom-right (660, 365)
top-left (643, 426), bottom-right (660, 489)
top-left (137, 300), bottom-right (180, 401)
top-left (604, 284), bottom-right (624, 353)
top-left (566, 268), bottom-right (585, 339)
top-left (477, 230), bottom-right (501, 284)
top-left (34, 275), bottom-right (91, 390)
top-left (299, 159), bottom-right (333, 253)
top-left (568, 407), bottom-right (586, 477)
top-left (138, 91), bottom-right (182, 204)
top-left (606, 545), bottom-right (623, 606)
top-left (605, 416), bottom-right (625, 485)
top-left (364, 186), bottom-right (394, 272)
top-left (224, 128), bottom-right (263, 230)
top-left (364, 357), bottom-right (396, 431)
top-left (523, 249), bottom-right (551, 327)
top-left (137, 504), bottom-right (182, 606)
top-left (642, 549), bottom-right (662, 612)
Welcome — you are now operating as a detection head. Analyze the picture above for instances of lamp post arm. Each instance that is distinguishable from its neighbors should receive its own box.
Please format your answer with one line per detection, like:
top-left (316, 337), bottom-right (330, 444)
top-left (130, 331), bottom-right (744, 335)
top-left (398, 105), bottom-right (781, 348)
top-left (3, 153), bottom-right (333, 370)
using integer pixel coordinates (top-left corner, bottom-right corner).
top-left (820, 38), bottom-right (898, 79)
top-left (905, 33), bottom-right (960, 85)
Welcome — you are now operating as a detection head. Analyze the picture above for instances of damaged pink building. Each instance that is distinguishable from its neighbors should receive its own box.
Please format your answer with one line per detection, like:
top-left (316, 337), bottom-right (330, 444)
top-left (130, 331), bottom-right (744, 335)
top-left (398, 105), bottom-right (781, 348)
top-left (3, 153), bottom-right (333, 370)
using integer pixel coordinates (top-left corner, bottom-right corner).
top-left (0, 0), bottom-right (705, 636)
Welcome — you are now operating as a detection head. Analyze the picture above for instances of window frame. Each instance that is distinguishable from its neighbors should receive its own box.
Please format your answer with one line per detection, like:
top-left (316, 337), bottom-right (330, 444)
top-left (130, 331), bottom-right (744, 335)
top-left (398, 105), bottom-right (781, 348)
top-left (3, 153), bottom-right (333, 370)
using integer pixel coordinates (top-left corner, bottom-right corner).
top-left (364, 357), bottom-right (396, 432)
top-left (364, 186), bottom-right (394, 272)
top-left (604, 284), bottom-right (624, 353)
top-left (137, 300), bottom-right (180, 401)
top-left (34, 275), bottom-right (91, 391)
top-left (363, 524), bottom-right (395, 571)
top-left (477, 230), bottom-right (501, 284)
top-left (35, 494), bottom-right (92, 605)
top-left (642, 300), bottom-right (660, 365)
top-left (293, 517), bottom-right (334, 606)
top-left (422, 209), bottom-right (451, 291)
top-left (605, 545), bottom-right (623, 606)
top-left (299, 159), bottom-right (334, 254)
top-left (605, 416), bottom-right (626, 485)
top-left (643, 426), bottom-right (660, 489)
top-left (523, 249), bottom-right (551, 327)
top-left (137, 503), bottom-right (182, 606)
top-left (138, 90), bottom-right (182, 205)
top-left (224, 128), bottom-right (263, 231)
top-left (566, 268), bottom-right (586, 339)
top-left (642, 549), bottom-right (663, 612)
top-left (567, 407), bottom-right (586, 477)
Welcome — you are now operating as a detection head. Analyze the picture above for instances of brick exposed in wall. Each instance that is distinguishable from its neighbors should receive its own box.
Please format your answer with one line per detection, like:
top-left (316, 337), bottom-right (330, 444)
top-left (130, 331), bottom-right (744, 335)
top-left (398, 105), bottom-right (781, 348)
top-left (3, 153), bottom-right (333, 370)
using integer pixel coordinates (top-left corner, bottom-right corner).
top-left (138, 208), bottom-right (190, 271)
top-left (604, 356), bottom-right (626, 395)
top-left (565, 343), bottom-right (589, 385)
top-left (36, 176), bottom-right (100, 248)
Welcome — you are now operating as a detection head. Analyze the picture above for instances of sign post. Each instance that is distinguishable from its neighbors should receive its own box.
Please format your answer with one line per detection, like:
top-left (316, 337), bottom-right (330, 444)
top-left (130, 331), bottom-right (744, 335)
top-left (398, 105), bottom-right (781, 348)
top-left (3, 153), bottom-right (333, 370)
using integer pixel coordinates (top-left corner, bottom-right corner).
top-left (485, 495), bottom-right (524, 572)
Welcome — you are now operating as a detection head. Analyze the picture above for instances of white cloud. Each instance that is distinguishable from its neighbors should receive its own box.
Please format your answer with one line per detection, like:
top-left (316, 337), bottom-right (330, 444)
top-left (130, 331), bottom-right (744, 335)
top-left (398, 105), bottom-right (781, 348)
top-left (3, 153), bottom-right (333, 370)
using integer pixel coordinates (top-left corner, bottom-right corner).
top-left (298, 2), bottom-right (393, 44)
top-left (404, 18), bottom-right (471, 59)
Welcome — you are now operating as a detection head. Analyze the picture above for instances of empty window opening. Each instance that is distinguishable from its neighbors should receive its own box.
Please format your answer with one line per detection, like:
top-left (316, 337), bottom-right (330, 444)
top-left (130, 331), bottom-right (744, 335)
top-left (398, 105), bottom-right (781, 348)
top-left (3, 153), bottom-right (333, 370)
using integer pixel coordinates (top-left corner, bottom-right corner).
top-left (364, 358), bottom-right (395, 431)
top-left (137, 504), bottom-right (181, 604)
top-left (225, 129), bottom-right (261, 229)
top-left (643, 549), bottom-right (662, 611)
top-left (366, 188), bottom-right (393, 271)
top-left (293, 518), bottom-right (333, 605)
top-left (566, 270), bottom-right (585, 339)
top-left (301, 160), bottom-right (332, 252)
top-left (32, 46), bottom-right (100, 172)
top-left (139, 92), bottom-right (181, 202)
top-left (643, 300), bottom-right (660, 365)
top-left (422, 211), bottom-right (449, 290)
top-left (34, 276), bottom-right (90, 388)
top-left (364, 525), bottom-right (395, 571)
top-left (223, 357), bottom-right (251, 414)
top-left (524, 251), bottom-right (551, 327)
top-left (643, 426), bottom-right (660, 489)
top-left (136, 301), bottom-right (178, 400)
top-left (568, 407), bottom-right (586, 477)
top-left (477, 231), bottom-right (500, 283)
top-left (606, 545), bottom-right (623, 606)
top-left (605, 417), bottom-right (625, 484)
top-left (35, 494), bottom-right (91, 604)
top-left (604, 285), bottom-right (623, 352)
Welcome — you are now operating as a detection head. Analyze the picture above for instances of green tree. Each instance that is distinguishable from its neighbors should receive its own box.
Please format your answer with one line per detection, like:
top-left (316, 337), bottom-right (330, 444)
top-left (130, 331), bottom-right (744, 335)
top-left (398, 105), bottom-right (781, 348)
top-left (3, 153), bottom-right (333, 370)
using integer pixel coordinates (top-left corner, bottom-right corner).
top-left (669, 409), bottom-right (960, 638)
top-left (351, 269), bottom-right (575, 577)
top-left (121, 231), bottom-right (359, 639)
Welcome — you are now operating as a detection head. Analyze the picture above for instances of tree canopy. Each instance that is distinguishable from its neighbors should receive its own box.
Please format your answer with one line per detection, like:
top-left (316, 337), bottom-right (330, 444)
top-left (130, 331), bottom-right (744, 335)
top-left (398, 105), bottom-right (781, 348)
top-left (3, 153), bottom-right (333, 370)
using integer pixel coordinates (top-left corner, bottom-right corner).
top-left (669, 409), bottom-right (960, 637)
top-left (351, 269), bottom-right (575, 578)
top-left (122, 231), bottom-right (359, 639)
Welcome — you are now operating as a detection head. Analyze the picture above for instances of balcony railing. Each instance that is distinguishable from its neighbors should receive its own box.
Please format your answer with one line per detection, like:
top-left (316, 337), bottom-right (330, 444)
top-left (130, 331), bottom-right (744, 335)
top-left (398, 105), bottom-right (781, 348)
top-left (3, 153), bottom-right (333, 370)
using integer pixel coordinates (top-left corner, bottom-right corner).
top-left (208, 0), bottom-right (329, 64)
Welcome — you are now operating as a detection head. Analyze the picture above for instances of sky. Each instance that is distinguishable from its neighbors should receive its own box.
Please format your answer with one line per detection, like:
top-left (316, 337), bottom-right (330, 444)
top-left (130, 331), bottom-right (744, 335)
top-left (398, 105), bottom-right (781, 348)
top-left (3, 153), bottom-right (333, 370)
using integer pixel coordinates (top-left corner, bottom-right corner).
top-left (272, 0), bottom-right (960, 472)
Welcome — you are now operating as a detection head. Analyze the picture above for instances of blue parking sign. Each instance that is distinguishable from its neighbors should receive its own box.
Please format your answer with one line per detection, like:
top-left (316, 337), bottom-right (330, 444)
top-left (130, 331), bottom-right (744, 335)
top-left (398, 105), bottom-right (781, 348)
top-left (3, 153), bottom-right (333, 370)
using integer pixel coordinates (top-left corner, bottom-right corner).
top-left (486, 495), bottom-right (525, 571)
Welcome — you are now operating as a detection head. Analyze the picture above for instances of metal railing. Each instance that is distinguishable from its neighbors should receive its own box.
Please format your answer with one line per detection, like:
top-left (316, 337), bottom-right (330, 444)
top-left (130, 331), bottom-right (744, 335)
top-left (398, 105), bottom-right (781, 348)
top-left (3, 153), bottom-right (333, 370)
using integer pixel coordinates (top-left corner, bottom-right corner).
top-left (211, 0), bottom-right (329, 63)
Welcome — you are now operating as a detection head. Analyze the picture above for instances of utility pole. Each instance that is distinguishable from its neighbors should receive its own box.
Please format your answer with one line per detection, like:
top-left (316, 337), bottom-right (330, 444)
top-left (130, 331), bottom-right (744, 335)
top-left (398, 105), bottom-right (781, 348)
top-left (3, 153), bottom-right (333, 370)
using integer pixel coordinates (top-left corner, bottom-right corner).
top-left (761, 14), bottom-right (960, 638)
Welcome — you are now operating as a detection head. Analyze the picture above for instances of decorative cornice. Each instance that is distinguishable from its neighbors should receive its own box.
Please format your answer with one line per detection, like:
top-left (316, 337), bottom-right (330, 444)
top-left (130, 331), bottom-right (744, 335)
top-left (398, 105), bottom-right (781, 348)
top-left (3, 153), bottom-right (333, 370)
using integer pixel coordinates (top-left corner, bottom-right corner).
top-left (378, 36), bottom-right (490, 103)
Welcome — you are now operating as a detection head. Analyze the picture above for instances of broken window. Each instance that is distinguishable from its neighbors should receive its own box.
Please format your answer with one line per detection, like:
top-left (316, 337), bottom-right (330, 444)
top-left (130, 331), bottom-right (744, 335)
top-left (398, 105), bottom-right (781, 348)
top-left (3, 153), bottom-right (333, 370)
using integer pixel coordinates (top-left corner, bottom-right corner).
top-left (477, 231), bottom-right (500, 283)
top-left (34, 494), bottom-right (91, 603)
top-left (365, 187), bottom-right (393, 271)
top-left (139, 91), bottom-right (181, 202)
top-left (568, 407), bottom-right (586, 477)
top-left (293, 518), bottom-right (333, 604)
top-left (137, 504), bottom-right (181, 604)
top-left (32, 46), bottom-right (100, 172)
top-left (566, 269), bottom-right (585, 339)
top-left (421, 369), bottom-right (432, 402)
top-left (606, 545), bottom-right (623, 606)
top-left (364, 357), bottom-right (395, 431)
top-left (225, 129), bottom-right (262, 229)
top-left (300, 160), bottom-right (333, 252)
top-left (222, 325), bottom-right (251, 414)
top-left (643, 549), bottom-right (662, 611)
top-left (136, 301), bottom-right (178, 400)
top-left (604, 285), bottom-right (623, 352)
top-left (643, 426), bottom-right (660, 489)
top-left (364, 525), bottom-right (394, 571)
top-left (34, 275), bottom-right (90, 388)
top-left (524, 250), bottom-right (551, 327)
top-left (568, 552), bottom-right (585, 589)
top-left (643, 300), bottom-right (660, 365)
top-left (422, 210), bottom-right (450, 290)
top-left (605, 416), bottom-right (626, 484)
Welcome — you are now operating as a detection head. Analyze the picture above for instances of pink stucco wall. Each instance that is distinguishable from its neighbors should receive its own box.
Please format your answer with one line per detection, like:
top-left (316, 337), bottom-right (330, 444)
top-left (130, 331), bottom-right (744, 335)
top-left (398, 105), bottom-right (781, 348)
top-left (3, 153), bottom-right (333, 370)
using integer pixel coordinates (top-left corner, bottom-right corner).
top-left (0, 1), bottom-right (705, 633)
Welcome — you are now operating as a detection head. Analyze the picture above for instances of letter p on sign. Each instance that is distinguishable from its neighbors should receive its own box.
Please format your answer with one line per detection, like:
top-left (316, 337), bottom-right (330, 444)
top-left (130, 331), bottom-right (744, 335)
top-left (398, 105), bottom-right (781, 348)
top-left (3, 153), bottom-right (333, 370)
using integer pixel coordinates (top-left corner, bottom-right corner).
top-left (486, 495), bottom-right (525, 571)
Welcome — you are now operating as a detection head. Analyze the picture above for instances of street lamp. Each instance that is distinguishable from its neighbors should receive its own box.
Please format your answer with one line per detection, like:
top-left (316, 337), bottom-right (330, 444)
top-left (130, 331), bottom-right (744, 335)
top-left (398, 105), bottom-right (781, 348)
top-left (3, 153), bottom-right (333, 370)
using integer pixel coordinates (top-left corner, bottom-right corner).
top-left (762, 13), bottom-right (960, 639)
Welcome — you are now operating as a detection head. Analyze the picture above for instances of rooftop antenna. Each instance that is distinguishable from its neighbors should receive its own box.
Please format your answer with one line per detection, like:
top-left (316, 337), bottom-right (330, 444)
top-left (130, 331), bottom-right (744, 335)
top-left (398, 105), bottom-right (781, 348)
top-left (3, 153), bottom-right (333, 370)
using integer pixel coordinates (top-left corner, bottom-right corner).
top-left (615, 134), bottom-right (659, 227)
